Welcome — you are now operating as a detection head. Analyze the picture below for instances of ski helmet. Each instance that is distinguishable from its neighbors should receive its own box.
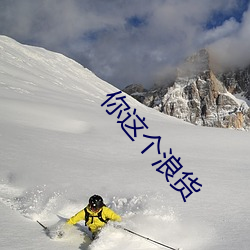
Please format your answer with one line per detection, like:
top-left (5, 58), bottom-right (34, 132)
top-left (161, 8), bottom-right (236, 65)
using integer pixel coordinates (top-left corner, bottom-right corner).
top-left (89, 195), bottom-right (104, 210)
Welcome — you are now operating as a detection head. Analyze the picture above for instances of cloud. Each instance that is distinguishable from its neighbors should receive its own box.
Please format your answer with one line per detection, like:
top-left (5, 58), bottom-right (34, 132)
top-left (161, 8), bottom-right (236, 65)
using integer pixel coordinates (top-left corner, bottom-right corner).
top-left (200, 18), bottom-right (240, 45)
top-left (0, 0), bottom-right (249, 89)
top-left (209, 3), bottom-right (250, 68)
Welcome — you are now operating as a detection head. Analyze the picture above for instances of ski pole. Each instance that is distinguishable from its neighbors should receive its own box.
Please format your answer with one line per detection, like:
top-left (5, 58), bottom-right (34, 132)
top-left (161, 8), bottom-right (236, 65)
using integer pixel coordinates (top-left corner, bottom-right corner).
top-left (37, 220), bottom-right (48, 231)
top-left (122, 227), bottom-right (179, 250)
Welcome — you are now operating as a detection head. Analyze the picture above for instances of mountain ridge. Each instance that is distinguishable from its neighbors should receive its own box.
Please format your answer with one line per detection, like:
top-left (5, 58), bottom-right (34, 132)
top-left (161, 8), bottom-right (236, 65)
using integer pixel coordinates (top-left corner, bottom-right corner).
top-left (123, 49), bottom-right (250, 130)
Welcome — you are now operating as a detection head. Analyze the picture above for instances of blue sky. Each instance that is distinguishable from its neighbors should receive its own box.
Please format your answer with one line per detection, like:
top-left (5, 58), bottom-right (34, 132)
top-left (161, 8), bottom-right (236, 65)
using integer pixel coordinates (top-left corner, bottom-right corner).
top-left (205, 0), bottom-right (249, 28)
top-left (0, 0), bottom-right (249, 89)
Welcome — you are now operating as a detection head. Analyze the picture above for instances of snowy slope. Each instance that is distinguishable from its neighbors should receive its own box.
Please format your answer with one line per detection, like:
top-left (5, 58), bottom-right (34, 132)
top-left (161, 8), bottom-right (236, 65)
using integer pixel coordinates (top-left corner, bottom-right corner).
top-left (0, 36), bottom-right (250, 250)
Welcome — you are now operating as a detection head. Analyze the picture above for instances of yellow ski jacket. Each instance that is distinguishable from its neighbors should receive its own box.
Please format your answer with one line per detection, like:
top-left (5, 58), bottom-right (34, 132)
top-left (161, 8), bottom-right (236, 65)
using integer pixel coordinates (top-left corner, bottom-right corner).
top-left (67, 206), bottom-right (121, 233)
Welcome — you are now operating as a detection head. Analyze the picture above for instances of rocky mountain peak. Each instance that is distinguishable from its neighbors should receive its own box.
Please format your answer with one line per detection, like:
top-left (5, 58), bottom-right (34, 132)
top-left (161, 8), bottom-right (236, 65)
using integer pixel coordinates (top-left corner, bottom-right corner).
top-left (123, 49), bottom-right (250, 130)
top-left (177, 49), bottom-right (210, 78)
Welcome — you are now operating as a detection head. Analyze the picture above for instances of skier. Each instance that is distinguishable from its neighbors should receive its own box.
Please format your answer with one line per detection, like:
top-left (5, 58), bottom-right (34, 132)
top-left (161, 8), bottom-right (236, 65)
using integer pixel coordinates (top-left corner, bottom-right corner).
top-left (66, 194), bottom-right (122, 239)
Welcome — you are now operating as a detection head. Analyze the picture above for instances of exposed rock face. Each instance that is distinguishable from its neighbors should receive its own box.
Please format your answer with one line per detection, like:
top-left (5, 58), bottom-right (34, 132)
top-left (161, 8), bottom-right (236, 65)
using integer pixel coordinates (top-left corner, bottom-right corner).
top-left (123, 84), bottom-right (147, 103)
top-left (217, 66), bottom-right (250, 99)
top-left (123, 49), bottom-right (250, 130)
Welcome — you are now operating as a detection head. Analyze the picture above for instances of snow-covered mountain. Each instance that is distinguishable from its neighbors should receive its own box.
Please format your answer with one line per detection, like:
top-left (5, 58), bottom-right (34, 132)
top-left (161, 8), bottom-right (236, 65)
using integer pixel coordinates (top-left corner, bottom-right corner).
top-left (124, 49), bottom-right (250, 130)
top-left (0, 36), bottom-right (250, 250)
top-left (217, 65), bottom-right (250, 100)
